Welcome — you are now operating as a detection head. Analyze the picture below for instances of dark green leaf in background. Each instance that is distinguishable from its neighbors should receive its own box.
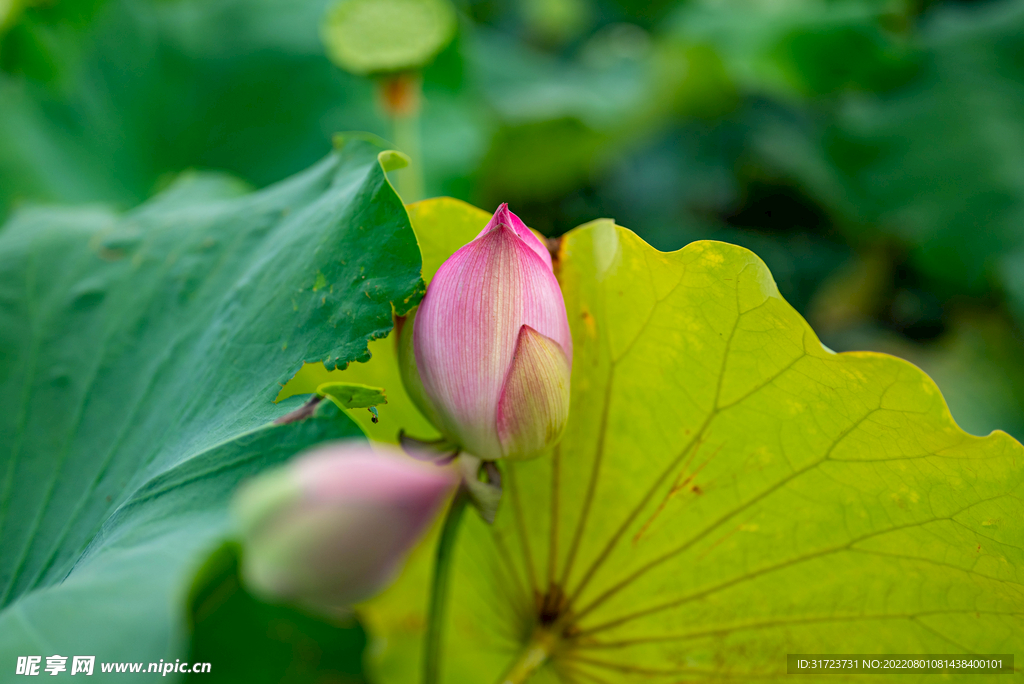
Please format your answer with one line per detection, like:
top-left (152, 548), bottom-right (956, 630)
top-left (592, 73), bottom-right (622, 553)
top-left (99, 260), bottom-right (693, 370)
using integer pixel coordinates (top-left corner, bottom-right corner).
top-left (753, 0), bottom-right (1024, 300)
top-left (666, 0), bottom-right (919, 98)
top-left (0, 0), bottom-right (382, 217)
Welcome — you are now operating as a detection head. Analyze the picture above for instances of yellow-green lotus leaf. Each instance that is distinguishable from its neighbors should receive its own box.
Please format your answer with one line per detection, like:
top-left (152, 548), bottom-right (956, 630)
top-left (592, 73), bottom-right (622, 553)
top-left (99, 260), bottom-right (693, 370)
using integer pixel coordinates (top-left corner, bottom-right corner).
top-left (362, 199), bottom-right (1024, 683)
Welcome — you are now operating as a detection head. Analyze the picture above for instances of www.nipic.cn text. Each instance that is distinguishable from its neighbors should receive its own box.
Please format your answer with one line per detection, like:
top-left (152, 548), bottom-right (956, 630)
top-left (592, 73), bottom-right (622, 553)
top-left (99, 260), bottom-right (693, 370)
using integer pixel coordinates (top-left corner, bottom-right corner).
top-left (15, 656), bottom-right (211, 676)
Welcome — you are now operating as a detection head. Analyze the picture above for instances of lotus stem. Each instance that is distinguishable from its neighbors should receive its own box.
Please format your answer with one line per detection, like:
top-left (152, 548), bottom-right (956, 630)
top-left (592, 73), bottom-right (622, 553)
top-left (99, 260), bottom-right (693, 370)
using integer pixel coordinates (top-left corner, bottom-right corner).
top-left (423, 485), bottom-right (469, 684)
top-left (378, 72), bottom-right (424, 202)
top-left (495, 627), bottom-right (558, 684)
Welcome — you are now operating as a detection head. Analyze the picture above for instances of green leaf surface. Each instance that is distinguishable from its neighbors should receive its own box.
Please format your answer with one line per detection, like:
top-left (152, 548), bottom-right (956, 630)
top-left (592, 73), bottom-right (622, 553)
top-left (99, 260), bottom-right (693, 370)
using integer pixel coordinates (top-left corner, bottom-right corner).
top-left (363, 199), bottom-right (1024, 682)
top-left (0, 137), bottom-right (423, 676)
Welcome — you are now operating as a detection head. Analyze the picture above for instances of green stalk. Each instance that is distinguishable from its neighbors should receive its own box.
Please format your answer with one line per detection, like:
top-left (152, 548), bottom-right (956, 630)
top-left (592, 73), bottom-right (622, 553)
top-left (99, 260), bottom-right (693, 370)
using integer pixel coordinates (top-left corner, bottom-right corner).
top-left (377, 72), bottom-right (425, 203)
top-left (423, 485), bottom-right (469, 684)
top-left (392, 104), bottom-right (424, 202)
top-left (495, 628), bottom-right (557, 684)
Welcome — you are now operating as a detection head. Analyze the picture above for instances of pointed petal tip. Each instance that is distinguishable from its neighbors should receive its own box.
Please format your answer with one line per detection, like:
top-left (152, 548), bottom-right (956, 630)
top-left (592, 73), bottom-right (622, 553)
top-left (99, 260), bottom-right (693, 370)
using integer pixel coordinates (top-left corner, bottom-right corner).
top-left (477, 203), bottom-right (553, 271)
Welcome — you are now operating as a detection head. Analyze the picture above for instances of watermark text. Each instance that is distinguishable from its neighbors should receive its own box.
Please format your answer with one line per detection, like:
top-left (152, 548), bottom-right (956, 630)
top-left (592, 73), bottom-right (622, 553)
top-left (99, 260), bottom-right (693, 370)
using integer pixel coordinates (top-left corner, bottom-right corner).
top-left (16, 656), bottom-right (210, 676)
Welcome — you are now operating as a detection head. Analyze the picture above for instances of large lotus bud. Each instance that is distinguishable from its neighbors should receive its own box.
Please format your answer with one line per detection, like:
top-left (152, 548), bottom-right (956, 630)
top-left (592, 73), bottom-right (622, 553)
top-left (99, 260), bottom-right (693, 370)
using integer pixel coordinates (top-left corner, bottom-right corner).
top-left (234, 442), bottom-right (455, 611)
top-left (403, 204), bottom-right (572, 461)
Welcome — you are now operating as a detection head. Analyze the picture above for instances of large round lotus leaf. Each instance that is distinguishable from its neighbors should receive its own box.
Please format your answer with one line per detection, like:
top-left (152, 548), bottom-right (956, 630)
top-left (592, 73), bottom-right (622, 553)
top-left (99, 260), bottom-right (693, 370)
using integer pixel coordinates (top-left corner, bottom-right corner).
top-left (357, 198), bottom-right (1024, 683)
top-left (321, 0), bottom-right (457, 75)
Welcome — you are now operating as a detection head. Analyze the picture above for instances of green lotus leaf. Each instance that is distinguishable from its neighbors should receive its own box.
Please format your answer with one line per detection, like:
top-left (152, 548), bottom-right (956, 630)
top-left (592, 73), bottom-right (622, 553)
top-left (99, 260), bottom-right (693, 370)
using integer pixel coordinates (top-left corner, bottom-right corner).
top-left (321, 0), bottom-right (457, 76)
top-left (361, 198), bottom-right (1024, 683)
top-left (0, 137), bottom-right (424, 676)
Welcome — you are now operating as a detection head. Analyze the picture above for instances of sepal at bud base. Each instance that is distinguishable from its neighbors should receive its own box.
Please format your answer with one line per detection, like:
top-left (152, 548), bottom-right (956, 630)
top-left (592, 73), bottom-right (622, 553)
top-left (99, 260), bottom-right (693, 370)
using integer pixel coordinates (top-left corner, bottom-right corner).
top-left (398, 430), bottom-right (459, 464)
top-left (457, 454), bottom-right (502, 524)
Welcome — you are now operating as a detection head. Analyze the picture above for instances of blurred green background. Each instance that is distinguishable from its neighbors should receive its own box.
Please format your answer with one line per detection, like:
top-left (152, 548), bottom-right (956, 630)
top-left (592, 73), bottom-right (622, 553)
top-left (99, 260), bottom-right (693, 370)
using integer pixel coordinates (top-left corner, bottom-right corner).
top-left (3, 0), bottom-right (1024, 439)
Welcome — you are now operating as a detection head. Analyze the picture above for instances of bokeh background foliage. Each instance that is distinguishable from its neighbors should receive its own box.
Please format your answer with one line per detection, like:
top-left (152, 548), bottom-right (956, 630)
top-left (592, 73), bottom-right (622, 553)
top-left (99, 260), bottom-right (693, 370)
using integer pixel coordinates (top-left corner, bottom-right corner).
top-left (2, 0), bottom-right (1024, 680)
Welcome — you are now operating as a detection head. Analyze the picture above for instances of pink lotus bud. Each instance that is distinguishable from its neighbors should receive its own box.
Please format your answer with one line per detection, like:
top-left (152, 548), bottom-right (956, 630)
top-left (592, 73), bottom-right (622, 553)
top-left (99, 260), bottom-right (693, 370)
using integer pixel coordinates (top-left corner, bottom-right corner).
top-left (405, 204), bottom-right (572, 461)
top-left (234, 443), bottom-right (455, 611)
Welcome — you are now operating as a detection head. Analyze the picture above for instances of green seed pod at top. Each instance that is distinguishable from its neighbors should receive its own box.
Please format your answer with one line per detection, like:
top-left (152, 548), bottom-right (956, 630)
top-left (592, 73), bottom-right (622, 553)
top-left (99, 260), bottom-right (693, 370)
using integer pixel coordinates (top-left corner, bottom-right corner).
top-left (320, 0), bottom-right (457, 76)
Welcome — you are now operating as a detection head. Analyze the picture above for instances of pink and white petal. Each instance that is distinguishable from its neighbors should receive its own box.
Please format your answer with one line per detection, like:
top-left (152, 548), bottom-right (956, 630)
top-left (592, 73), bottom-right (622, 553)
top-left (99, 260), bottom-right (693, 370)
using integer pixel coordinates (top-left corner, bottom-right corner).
top-left (294, 445), bottom-right (454, 509)
top-left (237, 444), bottom-right (455, 610)
top-left (414, 223), bottom-right (571, 460)
top-left (496, 326), bottom-right (571, 460)
top-left (517, 243), bottom-right (572, 365)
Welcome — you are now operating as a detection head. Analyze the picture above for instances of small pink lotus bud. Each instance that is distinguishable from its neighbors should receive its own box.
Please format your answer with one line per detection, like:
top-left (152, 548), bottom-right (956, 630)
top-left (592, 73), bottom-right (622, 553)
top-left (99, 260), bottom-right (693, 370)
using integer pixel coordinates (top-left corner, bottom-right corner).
top-left (404, 204), bottom-right (572, 461)
top-left (234, 442), bottom-right (455, 611)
